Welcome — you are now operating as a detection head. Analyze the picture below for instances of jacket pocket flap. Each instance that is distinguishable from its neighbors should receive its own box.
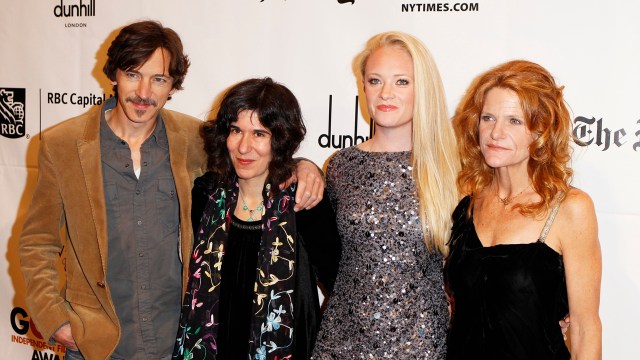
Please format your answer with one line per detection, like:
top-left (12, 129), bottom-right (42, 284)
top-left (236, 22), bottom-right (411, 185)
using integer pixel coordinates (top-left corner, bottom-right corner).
top-left (65, 287), bottom-right (102, 309)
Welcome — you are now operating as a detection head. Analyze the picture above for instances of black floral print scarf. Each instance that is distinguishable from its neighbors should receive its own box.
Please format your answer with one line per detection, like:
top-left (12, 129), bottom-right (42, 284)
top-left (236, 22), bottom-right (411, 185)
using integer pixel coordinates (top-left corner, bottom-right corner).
top-left (173, 177), bottom-right (297, 360)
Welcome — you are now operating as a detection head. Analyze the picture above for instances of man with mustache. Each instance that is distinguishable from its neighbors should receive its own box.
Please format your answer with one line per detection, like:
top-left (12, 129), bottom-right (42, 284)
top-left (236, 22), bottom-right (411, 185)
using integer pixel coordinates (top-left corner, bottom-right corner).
top-left (18, 20), bottom-right (323, 360)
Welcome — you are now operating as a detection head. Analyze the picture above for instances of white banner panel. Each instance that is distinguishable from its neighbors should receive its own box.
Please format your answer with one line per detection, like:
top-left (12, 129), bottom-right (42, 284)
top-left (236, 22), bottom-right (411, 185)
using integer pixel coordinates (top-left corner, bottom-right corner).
top-left (1, 0), bottom-right (638, 358)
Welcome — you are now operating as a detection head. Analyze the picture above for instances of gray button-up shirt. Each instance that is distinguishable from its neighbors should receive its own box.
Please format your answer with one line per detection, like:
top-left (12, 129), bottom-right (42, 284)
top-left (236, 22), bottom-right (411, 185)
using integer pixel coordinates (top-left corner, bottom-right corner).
top-left (100, 98), bottom-right (182, 359)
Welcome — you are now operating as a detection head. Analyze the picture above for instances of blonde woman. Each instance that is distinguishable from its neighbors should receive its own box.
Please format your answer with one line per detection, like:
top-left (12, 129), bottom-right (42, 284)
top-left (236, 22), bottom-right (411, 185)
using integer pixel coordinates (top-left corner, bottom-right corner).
top-left (312, 32), bottom-right (459, 358)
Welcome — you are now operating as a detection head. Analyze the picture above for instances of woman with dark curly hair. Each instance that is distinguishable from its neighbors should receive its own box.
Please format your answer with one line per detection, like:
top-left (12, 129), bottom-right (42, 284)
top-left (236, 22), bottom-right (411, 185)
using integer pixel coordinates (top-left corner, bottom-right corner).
top-left (173, 77), bottom-right (341, 360)
top-left (445, 60), bottom-right (601, 359)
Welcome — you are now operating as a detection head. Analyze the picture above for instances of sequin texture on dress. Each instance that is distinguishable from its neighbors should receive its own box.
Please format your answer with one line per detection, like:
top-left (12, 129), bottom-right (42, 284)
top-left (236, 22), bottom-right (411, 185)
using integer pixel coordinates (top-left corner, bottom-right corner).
top-left (312, 146), bottom-right (448, 359)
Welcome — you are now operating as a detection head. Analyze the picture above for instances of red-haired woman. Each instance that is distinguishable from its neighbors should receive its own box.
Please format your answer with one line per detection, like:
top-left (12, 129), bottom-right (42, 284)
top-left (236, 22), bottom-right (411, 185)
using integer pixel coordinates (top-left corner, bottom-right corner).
top-left (445, 60), bottom-right (601, 359)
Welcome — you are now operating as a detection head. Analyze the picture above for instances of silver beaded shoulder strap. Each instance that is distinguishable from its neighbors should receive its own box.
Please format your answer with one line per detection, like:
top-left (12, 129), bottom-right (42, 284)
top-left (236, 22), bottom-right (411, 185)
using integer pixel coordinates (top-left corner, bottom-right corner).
top-left (539, 193), bottom-right (564, 243)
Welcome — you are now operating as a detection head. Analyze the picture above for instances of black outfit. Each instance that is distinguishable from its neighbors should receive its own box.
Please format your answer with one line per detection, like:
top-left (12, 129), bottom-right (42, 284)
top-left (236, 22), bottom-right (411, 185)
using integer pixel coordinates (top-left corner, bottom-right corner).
top-left (444, 196), bottom-right (570, 360)
top-left (189, 175), bottom-right (341, 359)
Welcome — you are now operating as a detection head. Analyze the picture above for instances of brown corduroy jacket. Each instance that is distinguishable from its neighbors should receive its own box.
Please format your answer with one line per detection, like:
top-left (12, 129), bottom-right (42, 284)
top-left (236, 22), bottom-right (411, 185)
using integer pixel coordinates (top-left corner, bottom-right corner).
top-left (19, 104), bottom-right (206, 360)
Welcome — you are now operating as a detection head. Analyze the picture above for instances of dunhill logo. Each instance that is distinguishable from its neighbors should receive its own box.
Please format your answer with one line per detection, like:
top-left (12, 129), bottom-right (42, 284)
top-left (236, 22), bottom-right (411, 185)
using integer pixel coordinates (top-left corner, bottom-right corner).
top-left (318, 95), bottom-right (372, 149)
top-left (53, 0), bottom-right (95, 17)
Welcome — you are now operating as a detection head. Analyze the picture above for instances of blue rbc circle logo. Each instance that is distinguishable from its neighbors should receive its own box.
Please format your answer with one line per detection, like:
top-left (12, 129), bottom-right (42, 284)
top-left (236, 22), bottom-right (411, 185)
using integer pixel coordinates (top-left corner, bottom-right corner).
top-left (0, 88), bottom-right (26, 139)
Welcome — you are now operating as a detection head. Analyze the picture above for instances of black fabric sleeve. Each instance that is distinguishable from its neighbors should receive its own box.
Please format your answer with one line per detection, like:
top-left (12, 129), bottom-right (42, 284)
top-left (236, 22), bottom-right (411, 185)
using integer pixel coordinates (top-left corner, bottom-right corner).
top-left (447, 195), bottom-right (472, 249)
top-left (191, 174), bottom-right (212, 237)
top-left (294, 191), bottom-right (341, 296)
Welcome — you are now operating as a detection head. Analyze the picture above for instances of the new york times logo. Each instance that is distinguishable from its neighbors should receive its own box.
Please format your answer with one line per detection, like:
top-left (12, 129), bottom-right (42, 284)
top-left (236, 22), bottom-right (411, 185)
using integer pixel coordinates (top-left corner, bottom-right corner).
top-left (573, 116), bottom-right (640, 151)
top-left (0, 88), bottom-right (26, 139)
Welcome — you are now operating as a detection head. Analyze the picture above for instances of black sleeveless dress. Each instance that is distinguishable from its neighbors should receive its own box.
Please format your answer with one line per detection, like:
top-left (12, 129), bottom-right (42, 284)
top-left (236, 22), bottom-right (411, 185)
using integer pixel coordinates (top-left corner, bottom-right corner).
top-left (444, 196), bottom-right (570, 360)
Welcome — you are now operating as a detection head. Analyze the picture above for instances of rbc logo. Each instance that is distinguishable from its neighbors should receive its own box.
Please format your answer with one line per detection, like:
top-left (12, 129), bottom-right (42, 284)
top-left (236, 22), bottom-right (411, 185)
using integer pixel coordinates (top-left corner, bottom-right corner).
top-left (0, 88), bottom-right (26, 139)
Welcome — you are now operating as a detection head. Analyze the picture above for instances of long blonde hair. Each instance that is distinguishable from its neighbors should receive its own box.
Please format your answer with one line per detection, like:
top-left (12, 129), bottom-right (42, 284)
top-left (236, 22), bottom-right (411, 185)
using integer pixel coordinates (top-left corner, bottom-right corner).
top-left (356, 31), bottom-right (460, 255)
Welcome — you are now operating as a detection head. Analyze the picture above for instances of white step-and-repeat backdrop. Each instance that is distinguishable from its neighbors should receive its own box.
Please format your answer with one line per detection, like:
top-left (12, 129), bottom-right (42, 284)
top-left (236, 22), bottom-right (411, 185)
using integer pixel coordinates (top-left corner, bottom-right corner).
top-left (1, 0), bottom-right (638, 358)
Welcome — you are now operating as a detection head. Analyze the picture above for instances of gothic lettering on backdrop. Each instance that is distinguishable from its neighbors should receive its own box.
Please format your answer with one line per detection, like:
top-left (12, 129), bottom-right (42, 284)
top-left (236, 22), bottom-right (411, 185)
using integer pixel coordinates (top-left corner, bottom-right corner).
top-left (573, 116), bottom-right (640, 151)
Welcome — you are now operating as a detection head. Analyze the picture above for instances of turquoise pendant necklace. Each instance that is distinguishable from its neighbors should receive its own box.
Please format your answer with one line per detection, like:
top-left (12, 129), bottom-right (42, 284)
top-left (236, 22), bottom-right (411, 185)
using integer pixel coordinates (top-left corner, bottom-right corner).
top-left (239, 190), bottom-right (264, 222)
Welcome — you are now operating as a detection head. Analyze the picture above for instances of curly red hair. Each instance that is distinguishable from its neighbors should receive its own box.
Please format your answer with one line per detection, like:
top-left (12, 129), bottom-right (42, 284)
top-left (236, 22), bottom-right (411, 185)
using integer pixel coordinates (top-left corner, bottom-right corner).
top-left (453, 60), bottom-right (573, 217)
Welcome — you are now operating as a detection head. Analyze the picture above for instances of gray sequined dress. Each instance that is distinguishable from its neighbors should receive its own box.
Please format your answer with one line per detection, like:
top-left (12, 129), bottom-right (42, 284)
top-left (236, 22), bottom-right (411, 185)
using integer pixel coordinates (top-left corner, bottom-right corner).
top-left (312, 146), bottom-right (448, 359)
